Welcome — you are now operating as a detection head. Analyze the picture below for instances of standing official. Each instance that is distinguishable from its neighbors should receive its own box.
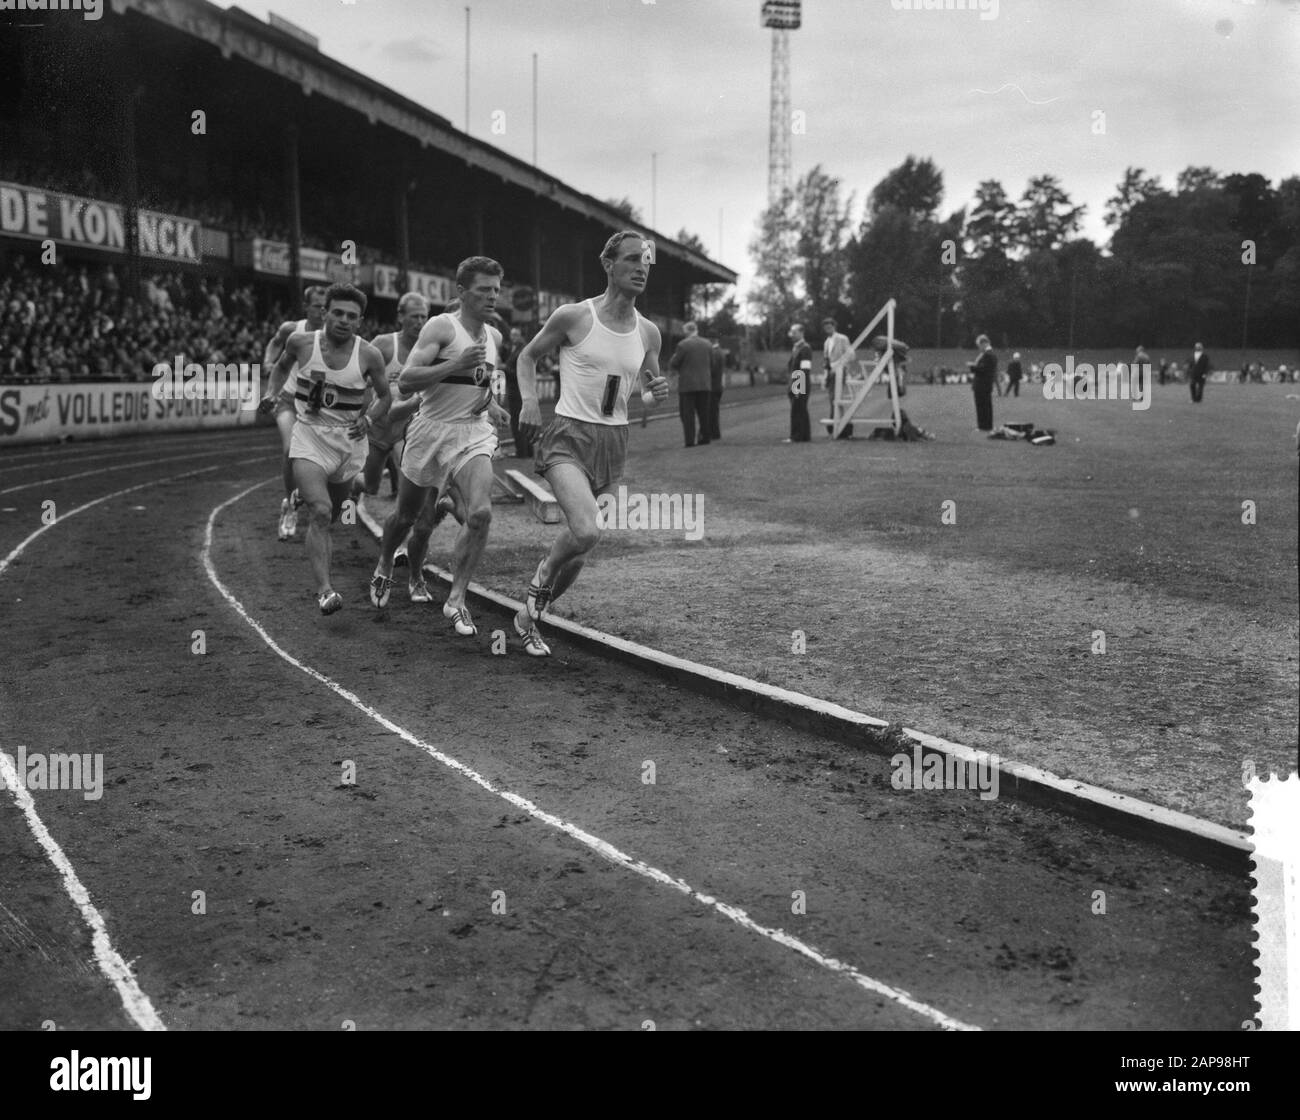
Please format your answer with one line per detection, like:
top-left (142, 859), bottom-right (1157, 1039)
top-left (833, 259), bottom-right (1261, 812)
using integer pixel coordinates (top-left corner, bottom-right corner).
top-left (785, 323), bottom-right (812, 443)
top-left (1189, 342), bottom-right (1211, 403)
top-left (822, 317), bottom-right (854, 438)
top-left (968, 334), bottom-right (998, 432)
top-left (503, 325), bottom-right (531, 457)
top-left (669, 321), bottom-right (713, 447)
top-left (1006, 352), bottom-right (1024, 398)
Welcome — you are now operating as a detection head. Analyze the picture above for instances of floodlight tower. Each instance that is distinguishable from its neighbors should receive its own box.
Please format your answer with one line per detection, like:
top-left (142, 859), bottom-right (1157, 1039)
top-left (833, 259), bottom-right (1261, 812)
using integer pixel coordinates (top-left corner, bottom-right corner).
top-left (761, 0), bottom-right (801, 203)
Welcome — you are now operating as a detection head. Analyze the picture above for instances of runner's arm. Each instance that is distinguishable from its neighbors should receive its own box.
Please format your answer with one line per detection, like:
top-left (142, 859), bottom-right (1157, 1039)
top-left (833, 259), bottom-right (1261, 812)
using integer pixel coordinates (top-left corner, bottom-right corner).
top-left (397, 319), bottom-right (474, 394)
top-left (262, 320), bottom-right (296, 370)
top-left (264, 333), bottom-right (303, 402)
top-left (639, 320), bottom-right (669, 400)
top-left (361, 343), bottom-right (391, 425)
top-left (517, 305), bottom-right (581, 408)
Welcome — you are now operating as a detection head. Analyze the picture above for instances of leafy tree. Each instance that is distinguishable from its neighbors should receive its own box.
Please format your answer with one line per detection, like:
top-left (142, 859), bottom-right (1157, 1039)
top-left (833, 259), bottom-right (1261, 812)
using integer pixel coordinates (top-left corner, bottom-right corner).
top-left (868, 155), bottom-right (943, 222)
top-left (794, 165), bottom-right (854, 328)
top-left (747, 188), bottom-right (801, 349)
top-left (1176, 166), bottom-right (1221, 195)
top-left (1104, 167), bottom-right (1167, 229)
top-left (963, 180), bottom-right (1018, 257)
top-left (1015, 174), bottom-right (1086, 254)
top-left (747, 166), bottom-right (853, 347)
top-left (604, 196), bottom-right (644, 224)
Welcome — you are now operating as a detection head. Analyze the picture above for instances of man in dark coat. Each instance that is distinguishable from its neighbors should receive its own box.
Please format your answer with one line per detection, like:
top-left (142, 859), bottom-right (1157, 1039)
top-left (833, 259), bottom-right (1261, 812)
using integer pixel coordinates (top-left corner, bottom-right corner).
top-left (669, 321), bottom-right (713, 446)
top-left (1006, 352), bottom-right (1024, 397)
top-left (967, 334), bottom-right (997, 431)
top-left (785, 323), bottom-right (813, 443)
top-left (1189, 342), bottom-right (1211, 403)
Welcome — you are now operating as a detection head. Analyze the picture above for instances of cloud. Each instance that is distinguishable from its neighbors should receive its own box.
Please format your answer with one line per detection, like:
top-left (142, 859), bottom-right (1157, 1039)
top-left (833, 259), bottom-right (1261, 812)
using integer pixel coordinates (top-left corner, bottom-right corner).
top-left (381, 36), bottom-right (442, 65)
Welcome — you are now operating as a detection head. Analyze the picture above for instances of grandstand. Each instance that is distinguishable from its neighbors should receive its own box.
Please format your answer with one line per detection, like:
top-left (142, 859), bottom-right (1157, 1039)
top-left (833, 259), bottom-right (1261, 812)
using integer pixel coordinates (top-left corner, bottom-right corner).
top-left (0, 0), bottom-right (735, 402)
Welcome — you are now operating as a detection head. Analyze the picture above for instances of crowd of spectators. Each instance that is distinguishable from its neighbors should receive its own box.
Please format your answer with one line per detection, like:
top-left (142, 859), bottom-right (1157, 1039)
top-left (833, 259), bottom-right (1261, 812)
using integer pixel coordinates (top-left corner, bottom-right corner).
top-left (0, 256), bottom-right (275, 383)
top-left (0, 251), bottom-right (406, 384)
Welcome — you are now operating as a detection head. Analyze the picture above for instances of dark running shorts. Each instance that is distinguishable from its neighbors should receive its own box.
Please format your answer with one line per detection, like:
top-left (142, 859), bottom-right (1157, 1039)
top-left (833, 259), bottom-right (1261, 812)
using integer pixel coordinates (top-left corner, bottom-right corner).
top-left (535, 415), bottom-right (628, 494)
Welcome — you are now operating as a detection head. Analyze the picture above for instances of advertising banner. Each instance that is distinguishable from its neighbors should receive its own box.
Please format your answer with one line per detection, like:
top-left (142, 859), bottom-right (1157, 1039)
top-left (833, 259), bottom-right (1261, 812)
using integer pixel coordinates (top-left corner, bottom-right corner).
top-left (0, 382), bottom-right (260, 446)
top-left (0, 181), bottom-right (202, 263)
top-left (243, 238), bottom-right (359, 283)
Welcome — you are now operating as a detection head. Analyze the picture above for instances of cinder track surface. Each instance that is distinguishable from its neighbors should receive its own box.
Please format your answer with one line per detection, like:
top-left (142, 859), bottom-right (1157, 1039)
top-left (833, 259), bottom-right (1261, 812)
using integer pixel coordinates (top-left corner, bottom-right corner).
top-left (0, 428), bottom-right (1253, 1030)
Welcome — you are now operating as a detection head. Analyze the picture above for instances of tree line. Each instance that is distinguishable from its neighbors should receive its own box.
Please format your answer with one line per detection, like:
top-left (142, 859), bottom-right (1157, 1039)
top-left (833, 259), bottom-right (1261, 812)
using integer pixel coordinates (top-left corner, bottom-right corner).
top-left (738, 158), bottom-right (1299, 353)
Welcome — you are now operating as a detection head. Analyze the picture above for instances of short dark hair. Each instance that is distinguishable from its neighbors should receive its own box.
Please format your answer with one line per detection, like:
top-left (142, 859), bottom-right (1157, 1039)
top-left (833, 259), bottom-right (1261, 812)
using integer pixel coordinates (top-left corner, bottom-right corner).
top-left (601, 229), bottom-right (645, 263)
top-left (456, 256), bottom-right (504, 289)
top-left (325, 282), bottom-right (367, 314)
top-left (303, 285), bottom-right (328, 304)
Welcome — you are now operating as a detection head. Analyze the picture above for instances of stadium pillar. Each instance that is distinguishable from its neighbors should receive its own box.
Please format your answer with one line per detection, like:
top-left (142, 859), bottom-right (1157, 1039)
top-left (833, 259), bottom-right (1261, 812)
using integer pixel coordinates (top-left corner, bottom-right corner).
top-left (396, 179), bottom-right (411, 292)
top-left (120, 85), bottom-right (142, 301)
top-left (285, 124), bottom-right (303, 302)
top-left (531, 225), bottom-right (542, 323)
top-left (474, 198), bottom-right (485, 255)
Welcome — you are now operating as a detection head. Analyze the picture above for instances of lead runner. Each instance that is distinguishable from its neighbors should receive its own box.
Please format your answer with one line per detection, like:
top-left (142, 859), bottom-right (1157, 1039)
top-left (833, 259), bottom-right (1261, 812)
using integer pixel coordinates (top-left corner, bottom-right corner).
top-left (512, 229), bottom-right (670, 656)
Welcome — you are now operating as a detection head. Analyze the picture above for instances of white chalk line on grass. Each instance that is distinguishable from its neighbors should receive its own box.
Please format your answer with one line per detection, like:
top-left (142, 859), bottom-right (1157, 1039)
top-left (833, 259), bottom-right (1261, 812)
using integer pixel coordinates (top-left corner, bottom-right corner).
top-left (0, 753), bottom-right (166, 1031)
top-left (0, 455), bottom-right (278, 1029)
top-left (207, 480), bottom-right (980, 1031)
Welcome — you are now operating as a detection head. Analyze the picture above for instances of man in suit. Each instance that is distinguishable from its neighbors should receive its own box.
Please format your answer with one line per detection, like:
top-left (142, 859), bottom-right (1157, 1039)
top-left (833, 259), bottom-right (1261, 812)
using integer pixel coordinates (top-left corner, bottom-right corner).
top-left (502, 326), bottom-right (532, 457)
top-left (785, 323), bottom-right (813, 443)
top-left (968, 334), bottom-right (997, 432)
top-left (822, 316), bottom-right (855, 439)
top-left (669, 321), bottom-right (713, 446)
top-left (1189, 342), bottom-right (1211, 403)
top-left (1006, 352), bottom-right (1024, 397)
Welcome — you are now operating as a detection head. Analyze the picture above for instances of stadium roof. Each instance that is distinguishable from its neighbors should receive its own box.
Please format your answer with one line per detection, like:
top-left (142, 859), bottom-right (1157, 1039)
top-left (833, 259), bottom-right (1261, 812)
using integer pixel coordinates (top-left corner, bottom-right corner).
top-left (113, 0), bottom-right (736, 286)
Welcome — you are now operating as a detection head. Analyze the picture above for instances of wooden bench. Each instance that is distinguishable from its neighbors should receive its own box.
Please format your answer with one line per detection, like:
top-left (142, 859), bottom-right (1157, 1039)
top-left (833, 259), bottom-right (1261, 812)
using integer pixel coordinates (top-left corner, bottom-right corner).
top-left (505, 468), bottom-right (561, 524)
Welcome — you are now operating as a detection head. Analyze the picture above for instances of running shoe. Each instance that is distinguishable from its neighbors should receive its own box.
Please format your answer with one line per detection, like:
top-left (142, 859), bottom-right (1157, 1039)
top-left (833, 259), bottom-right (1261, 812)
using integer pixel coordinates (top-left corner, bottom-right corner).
top-left (369, 569), bottom-right (394, 608)
top-left (443, 602), bottom-right (477, 636)
top-left (524, 559), bottom-right (552, 621)
top-left (514, 616), bottom-right (551, 657)
top-left (278, 498), bottom-right (296, 540)
top-left (393, 544), bottom-right (409, 568)
top-left (409, 578), bottom-right (434, 604)
top-left (318, 589), bottom-right (343, 615)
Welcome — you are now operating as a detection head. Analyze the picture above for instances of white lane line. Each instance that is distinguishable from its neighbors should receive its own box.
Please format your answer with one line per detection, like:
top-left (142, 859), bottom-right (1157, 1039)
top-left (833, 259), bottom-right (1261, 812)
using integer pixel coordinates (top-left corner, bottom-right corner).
top-left (0, 456), bottom-right (276, 1029)
top-left (207, 481), bottom-right (979, 1031)
top-left (0, 462), bottom-right (252, 579)
top-left (0, 752), bottom-right (166, 1031)
top-left (0, 449), bottom-right (258, 495)
top-left (0, 430), bottom-right (257, 470)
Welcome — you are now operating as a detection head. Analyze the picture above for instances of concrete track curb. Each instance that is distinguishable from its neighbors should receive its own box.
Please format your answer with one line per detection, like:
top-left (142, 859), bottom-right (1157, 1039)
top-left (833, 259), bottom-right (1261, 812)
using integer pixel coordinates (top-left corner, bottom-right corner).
top-left (356, 491), bottom-right (1251, 874)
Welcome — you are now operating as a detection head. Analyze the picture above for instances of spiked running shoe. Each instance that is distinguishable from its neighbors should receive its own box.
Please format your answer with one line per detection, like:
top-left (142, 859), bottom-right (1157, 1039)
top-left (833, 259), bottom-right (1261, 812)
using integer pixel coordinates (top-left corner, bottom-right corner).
top-left (443, 602), bottom-right (477, 636)
top-left (514, 616), bottom-right (551, 657)
top-left (278, 498), bottom-right (297, 540)
top-left (524, 560), bottom-right (553, 622)
top-left (409, 577), bottom-right (434, 604)
top-left (318, 589), bottom-right (343, 615)
top-left (369, 569), bottom-right (394, 608)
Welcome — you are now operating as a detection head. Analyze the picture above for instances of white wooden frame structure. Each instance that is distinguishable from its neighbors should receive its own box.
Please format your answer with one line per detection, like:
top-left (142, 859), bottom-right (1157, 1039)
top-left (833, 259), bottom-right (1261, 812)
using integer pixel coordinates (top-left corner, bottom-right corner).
top-left (821, 297), bottom-right (902, 439)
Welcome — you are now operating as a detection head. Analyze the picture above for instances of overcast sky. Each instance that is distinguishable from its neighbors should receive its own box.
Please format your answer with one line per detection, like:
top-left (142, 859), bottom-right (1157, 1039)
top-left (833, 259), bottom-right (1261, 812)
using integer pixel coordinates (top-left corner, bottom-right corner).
top-left (218, 0), bottom-right (1300, 301)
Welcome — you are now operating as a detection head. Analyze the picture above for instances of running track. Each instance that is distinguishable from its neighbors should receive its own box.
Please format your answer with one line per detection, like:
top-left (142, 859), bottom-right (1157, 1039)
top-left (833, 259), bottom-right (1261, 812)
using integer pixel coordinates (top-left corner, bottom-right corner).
top-left (0, 427), bottom-right (1254, 1029)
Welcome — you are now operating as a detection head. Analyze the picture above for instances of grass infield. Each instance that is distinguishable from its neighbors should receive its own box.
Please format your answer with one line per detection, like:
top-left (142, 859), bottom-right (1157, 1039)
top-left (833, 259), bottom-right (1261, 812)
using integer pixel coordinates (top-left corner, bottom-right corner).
top-left (370, 380), bottom-right (1298, 829)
